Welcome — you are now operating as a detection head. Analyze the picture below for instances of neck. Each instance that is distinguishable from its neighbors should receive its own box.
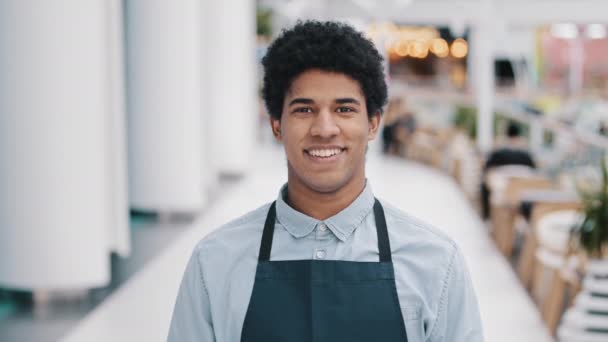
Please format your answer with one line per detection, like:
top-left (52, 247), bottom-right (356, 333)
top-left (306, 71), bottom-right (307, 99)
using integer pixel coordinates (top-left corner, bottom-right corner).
top-left (285, 171), bottom-right (366, 221)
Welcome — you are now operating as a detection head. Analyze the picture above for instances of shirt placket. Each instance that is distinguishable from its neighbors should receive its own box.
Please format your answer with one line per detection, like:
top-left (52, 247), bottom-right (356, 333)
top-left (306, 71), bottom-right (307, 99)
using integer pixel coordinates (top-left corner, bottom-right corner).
top-left (313, 222), bottom-right (334, 260)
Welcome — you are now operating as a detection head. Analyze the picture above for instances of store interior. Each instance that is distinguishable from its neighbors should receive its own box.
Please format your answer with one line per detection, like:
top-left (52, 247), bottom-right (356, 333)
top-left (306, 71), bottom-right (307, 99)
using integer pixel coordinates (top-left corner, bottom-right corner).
top-left (1, 1), bottom-right (608, 341)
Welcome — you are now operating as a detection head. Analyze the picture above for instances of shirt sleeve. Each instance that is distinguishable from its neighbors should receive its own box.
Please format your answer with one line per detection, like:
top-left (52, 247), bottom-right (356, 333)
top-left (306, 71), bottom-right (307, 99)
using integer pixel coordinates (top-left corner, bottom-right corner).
top-left (167, 248), bottom-right (216, 342)
top-left (428, 246), bottom-right (484, 342)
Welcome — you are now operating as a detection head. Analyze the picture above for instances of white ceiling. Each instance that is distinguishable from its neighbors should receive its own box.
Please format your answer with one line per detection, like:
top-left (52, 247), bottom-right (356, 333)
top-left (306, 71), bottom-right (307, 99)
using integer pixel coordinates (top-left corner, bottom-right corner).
top-left (261, 0), bottom-right (608, 27)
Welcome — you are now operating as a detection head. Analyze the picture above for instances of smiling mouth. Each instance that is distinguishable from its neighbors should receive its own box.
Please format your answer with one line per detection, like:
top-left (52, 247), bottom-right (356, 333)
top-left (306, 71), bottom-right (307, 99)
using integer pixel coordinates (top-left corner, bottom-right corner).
top-left (304, 147), bottom-right (347, 160)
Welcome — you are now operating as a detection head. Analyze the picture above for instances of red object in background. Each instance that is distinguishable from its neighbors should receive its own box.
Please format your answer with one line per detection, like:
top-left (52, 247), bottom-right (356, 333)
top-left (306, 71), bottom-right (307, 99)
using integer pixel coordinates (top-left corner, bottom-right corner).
top-left (541, 28), bottom-right (608, 89)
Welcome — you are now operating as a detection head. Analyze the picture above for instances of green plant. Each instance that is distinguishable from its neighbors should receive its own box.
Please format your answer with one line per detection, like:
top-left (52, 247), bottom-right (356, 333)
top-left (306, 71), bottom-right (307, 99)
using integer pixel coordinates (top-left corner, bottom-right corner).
top-left (451, 106), bottom-right (528, 140)
top-left (256, 7), bottom-right (273, 37)
top-left (577, 157), bottom-right (608, 258)
top-left (452, 105), bottom-right (477, 139)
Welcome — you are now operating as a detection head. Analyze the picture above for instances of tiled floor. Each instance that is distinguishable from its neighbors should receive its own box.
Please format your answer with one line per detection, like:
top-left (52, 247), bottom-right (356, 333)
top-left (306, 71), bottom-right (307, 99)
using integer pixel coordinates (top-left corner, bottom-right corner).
top-left (3, 142), bottom-right (555, 341)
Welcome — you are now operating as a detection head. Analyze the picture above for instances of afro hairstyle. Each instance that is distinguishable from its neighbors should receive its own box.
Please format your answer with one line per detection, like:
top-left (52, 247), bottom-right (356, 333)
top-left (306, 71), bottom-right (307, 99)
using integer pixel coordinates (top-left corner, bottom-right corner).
top-left (261, 20), bottom-right (388, 120)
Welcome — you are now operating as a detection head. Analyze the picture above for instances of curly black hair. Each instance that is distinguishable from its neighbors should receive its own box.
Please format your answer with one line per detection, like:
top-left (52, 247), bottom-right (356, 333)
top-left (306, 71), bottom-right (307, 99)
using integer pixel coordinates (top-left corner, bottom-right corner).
top-left (262, 20), bottom-right (387, 120)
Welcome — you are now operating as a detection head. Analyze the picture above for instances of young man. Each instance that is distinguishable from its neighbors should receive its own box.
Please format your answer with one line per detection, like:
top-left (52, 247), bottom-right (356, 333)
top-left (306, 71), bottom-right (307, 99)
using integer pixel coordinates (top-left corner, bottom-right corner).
top-left (168, 21), bottom-right (483, 342)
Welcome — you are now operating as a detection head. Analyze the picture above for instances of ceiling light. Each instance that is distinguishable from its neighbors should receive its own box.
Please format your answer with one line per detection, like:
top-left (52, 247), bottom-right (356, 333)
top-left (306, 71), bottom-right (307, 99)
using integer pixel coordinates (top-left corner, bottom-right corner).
top-left (396, 41), bottom-right (409, 57)
top-left (586, 24), bottom-right (607, 39)
top-left (550, 23), bottom-right (579, 39)
top-left (430, 38), bottom-right (449, 58)
top-left (450, 38), bottom-right (468, 58)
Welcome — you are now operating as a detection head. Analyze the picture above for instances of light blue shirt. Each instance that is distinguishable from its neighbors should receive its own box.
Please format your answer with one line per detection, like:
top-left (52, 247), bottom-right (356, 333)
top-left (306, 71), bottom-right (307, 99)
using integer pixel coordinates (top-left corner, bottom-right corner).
top-left (168, 182), bottom-right (484, 341)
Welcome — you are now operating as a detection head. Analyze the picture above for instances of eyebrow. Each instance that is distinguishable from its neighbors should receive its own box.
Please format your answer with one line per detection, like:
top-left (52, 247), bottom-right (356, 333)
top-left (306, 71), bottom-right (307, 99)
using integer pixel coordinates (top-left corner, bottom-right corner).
top-left (288, 98), bottom-right (314, 106)
top-left (335, 98), bottom-right (361, 105)
top-left (287, 97), bottom-right (362, 106)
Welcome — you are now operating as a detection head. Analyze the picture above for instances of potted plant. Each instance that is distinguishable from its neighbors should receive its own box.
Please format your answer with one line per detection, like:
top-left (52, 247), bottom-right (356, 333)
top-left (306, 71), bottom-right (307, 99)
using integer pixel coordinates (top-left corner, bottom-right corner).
top-left (558, 158), bottom-right (608, 340)
top-left (574, 157), bottom-right (608, 260)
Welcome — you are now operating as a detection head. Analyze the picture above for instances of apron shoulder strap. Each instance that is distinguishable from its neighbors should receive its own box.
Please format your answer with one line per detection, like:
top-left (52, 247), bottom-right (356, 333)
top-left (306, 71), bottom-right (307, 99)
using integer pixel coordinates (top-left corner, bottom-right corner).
top-left (258, 201), bottom-right (276, 262)
top-left (373, 198), bottom-right (392, 263)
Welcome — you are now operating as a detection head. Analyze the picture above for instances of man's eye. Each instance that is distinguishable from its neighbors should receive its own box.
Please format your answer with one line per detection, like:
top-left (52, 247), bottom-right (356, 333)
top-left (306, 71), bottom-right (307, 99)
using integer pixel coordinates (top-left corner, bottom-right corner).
top-left (336, 107), bottom-right (355, 113)
top-left (293, 107), bottom-right (313, 113)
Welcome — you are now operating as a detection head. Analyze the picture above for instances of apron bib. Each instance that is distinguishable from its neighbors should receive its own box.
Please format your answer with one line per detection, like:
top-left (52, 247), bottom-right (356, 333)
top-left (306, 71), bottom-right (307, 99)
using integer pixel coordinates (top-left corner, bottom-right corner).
top-left (241, 199), bottom-right (408, 342)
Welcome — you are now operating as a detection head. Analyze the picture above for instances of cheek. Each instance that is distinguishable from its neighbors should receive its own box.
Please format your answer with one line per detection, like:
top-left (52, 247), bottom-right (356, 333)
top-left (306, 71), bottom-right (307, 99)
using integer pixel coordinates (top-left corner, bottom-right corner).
top-left (280, 128), bottom-right (303, 154)
top-left (281, 120), bottom-right (310, 146)
top-left (344, 122), bottom-right (371, 145)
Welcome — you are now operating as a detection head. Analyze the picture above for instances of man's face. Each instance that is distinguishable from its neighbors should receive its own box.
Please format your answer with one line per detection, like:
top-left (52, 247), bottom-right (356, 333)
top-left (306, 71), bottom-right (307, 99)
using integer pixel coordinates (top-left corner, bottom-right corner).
top-left (271, 69), bottom-right (380, 194)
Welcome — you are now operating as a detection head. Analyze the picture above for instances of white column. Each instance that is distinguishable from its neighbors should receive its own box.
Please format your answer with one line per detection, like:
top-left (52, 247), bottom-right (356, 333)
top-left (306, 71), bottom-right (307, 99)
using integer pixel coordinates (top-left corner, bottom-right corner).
top-left (105, 0), bottom-right (130, 257)
top-left (200, 0), bottom-right (213, 191)
top-left (126, 0), bottom-right (205, 211)
top-left (471, 18), bottom-right (496, 153)
top-left (0, 0), bottom-right (114, 290)
top-left (206, 0), bottom-right (256, 176)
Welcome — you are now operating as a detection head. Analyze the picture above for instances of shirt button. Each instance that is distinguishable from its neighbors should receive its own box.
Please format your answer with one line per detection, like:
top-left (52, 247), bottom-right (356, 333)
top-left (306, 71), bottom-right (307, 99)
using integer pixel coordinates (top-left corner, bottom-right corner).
top-left (315, 249), bottom-right (326, 259)
top-left (318, 223), bottom-right (327, 232)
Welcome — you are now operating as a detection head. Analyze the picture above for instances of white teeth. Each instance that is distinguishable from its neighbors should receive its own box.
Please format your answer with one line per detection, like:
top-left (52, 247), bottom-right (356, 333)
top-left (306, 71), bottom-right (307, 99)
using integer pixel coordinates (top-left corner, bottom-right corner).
top-left (308, 148), bottom-right (342, 158)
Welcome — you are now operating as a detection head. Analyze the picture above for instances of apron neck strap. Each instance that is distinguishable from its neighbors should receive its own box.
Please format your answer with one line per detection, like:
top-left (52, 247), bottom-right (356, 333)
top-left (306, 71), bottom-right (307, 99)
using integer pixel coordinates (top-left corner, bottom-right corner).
top-left (373, 199), bottom-right (392, 263)
top-left (258, 198), bottom-right (392, 263)
top-left (258, 202), bottom-right (277, 262)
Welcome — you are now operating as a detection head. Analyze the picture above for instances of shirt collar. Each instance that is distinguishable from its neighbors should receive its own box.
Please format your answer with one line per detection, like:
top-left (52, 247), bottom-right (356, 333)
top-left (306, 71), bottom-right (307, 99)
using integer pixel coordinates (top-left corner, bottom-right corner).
top-left (275, 181), bottom-right (375, 242)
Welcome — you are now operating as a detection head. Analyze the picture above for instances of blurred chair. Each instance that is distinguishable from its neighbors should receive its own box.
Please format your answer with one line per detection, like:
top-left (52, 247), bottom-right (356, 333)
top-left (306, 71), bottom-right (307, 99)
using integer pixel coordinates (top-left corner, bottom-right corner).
top-left (517, 198), bottom-right (582, 290)
top-left (529, 210), bottom-right (583, 334)
top-left (487, 166), bottom-right (553, 256)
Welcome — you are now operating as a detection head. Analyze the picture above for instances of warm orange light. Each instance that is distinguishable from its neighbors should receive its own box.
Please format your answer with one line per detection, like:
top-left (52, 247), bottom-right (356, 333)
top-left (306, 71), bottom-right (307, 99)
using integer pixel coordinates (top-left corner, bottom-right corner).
top-left (450, 38), bottom-right (468, 58)
top-left (409, 40), bottom-right (429, 58)
top-left (395, 41), bottom-right (409, 57)
top-left (418, 48), bottom-right (429, 58)
top-left (430, 38), bottom-right (449, 58)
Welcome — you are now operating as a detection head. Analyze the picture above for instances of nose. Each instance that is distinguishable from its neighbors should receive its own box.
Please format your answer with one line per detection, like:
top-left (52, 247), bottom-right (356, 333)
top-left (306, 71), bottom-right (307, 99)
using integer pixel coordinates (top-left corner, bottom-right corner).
top-left (310, 109), bottom-right (340, 138)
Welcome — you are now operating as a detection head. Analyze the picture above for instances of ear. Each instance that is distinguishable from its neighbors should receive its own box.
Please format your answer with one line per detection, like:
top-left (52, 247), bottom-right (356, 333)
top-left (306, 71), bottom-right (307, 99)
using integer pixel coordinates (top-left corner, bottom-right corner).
top-left (270, 117), bottom-right (282, 142)
top-left (367, 111), bottom-right (381, 140)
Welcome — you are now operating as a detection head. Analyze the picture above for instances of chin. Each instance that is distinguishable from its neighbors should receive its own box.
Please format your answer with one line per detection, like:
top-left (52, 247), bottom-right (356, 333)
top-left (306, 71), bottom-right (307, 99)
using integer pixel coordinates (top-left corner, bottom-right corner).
top-left (302, 175), bottom-right (350, 194)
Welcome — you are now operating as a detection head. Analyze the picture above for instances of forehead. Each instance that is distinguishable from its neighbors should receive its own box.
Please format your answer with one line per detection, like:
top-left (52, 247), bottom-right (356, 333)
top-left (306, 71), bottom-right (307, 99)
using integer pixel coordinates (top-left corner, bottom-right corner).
top-left (286, 69), bottom-right (364, 100)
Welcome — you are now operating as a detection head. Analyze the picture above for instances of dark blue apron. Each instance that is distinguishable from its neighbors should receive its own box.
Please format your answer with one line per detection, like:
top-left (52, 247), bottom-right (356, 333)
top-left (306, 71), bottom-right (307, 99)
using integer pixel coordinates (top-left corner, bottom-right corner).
top-left (241, 199), bottom-right (408, 341)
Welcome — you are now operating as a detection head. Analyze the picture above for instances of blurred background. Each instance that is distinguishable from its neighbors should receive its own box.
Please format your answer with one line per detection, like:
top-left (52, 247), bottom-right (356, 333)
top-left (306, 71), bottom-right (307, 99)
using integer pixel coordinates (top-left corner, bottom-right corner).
top-left (1, 0), bottom-right (608, 341)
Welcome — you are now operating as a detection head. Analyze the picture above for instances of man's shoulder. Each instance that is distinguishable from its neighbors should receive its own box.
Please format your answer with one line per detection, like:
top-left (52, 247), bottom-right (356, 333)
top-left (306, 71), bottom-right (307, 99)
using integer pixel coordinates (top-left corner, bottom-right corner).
top-left (193, 202), bottom-right (271, 256)
top-left (380, 199), bottom-right (457, 257)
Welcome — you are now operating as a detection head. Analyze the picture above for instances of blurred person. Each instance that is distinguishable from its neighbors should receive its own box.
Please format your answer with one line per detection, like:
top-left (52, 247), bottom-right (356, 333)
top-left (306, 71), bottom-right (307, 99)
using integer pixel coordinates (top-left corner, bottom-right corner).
top-left (393, 104), bottom-right (417, 156)
top-left (382, 97), bottom-right (417, 156)
top-left (168, 21), bottom-right (483, 342)
top-left (480, 122), bottom-right (536, 219)
top-left (381, 97), bottom-right (402, 154)
top-left (600, 120), bottom-right (608, 136)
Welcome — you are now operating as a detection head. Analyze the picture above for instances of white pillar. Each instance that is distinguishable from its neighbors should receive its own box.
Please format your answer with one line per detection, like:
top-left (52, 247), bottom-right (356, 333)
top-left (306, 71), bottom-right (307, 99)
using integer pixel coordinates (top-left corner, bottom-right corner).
top-left (105, 0), bottom-right (130, 257)
top-left (126, 0), bottom-right (205, 212)
top-left (206, 0), bottom-right (256, 176)
top-left (0, 0), bottom-right (116, 290)
top-left (471, 18), bottom-right (495, 154)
